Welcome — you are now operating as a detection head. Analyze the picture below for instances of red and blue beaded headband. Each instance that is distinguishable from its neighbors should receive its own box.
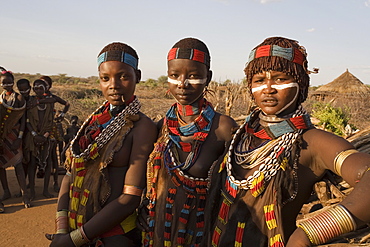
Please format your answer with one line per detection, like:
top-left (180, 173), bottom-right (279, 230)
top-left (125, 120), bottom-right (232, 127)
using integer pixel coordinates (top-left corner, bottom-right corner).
top-left (97, 50), bottom-right (138, 69)
top-left (167, 48), bottom-right (210, 67)
top-left (1, 70), bottom-right (12, 75)
top-left (247, 45), bottom-right (305, 66)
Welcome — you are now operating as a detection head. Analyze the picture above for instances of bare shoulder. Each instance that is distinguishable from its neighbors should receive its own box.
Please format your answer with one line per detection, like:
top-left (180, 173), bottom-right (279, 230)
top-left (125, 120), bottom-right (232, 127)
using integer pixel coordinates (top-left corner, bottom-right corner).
top-left (303, 128), bottom-right (353, 150)
top-left (137, 112), bottom-right (156, 127)
top-left (214, 113), bottom-right (238, 141)
top-left (301, 128), bottom-right (354, 173)
top-left (134, 112), bottom-right (158, 138)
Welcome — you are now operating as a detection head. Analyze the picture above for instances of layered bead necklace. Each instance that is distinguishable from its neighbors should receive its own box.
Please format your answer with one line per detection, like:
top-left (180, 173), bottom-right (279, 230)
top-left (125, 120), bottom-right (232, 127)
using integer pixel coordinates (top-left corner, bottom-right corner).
top-left (0, 90), bottom-right (16, 107)
top-left (226, 105), bottom-right (312, 196)
top-left (0, 91), bottom-right (18, 137)
top-left (164, 98), bottom-right (215, 171)
top-left (68, 96), bottom-right (141, 163)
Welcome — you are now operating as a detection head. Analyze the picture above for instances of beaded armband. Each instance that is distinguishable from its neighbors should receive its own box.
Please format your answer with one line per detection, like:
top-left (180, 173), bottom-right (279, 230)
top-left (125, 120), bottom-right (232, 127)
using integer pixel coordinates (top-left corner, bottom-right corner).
top-left (298, 204), bottom-right (356, 245)
top-left (333, 149), bottom-right (358, 176)
top-left (123, 184), bottom-right (143, 197)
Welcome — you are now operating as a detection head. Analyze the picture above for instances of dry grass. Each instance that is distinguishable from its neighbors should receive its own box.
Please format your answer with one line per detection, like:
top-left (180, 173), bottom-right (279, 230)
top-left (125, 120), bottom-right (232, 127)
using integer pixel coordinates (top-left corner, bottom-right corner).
top-left (49, 82), bottom-right (253, 124)
top-left (48, 82), bottom-right (369, 132)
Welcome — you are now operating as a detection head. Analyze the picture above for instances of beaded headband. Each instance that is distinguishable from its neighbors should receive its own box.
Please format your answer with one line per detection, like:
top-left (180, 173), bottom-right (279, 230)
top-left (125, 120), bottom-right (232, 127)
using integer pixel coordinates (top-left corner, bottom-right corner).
top-left (167, 48), bottom-right (210, 67)
top-left (97, 50), bottom-right (138, 69)
top-left (247, 45), bottom-right (305, 66)
top-left (1, 70), bottom-right (12, 75)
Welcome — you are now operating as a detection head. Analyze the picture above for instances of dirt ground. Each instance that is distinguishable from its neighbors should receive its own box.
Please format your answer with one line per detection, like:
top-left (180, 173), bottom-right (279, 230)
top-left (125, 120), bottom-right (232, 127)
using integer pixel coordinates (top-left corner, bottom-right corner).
top-left (0, 167), bottom-right (63, 247)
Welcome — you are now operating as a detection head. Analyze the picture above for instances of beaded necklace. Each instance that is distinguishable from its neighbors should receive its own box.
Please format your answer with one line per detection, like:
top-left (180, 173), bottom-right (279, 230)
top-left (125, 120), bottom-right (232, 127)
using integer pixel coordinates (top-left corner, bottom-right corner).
top-left (68, 96), bottom-right (141, 162)
top-left (164, 98), bottom-right (215, 170)
top-left (146, 131), bottom-right (212, 247)
top-left (0, 91), bottom-right (16, 108)
top-left (78, 102), bottom-right (114, 151)
top-left (0, 91), bottom-right (20, 137)
top-left (226, 105), bottom-right (311, 197)
top-left (176, 99), bottom-right (203, 116)
top-left (37, 104), bottom-right (47, 111)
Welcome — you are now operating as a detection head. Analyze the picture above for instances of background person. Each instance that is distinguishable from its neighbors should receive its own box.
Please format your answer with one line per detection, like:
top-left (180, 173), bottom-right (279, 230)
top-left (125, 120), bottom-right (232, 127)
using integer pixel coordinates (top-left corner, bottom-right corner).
top-left (0, 67), bottom-right (30, 209)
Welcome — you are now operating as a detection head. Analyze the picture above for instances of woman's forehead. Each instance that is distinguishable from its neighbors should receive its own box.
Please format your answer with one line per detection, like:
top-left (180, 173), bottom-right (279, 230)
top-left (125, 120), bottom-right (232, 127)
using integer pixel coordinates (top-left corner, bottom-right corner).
top-left (168, 59), bottom-right (207, 71)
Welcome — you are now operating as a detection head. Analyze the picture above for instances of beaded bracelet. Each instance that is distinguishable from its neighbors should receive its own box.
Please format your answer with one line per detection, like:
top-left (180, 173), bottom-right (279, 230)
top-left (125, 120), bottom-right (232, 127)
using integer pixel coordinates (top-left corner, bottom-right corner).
top-left (298, 204), bottom-right (356, 245)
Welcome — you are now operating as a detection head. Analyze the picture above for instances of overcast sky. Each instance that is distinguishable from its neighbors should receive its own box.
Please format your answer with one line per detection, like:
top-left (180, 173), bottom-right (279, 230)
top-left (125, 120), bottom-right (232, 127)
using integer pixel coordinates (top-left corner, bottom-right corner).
top-left (1, 0), bottom-right (370, 86)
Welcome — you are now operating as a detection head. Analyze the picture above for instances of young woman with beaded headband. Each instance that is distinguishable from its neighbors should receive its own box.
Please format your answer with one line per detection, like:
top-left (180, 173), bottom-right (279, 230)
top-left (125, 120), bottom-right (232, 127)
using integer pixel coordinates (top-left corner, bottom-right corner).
top-left (138, 37), bottom-right (237, 247)
top-left (46, 42), bottom-right (157, 247)
top-left (206, 37), bottom-right (370, 247)
top-left (0, 67), bottom-right (30, 212)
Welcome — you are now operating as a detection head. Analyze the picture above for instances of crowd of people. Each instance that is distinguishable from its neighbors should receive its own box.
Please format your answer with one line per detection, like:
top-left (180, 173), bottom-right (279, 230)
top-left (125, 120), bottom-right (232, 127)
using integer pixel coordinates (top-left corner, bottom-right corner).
top-left (0, 71), bottom-right (79, 210)
top-left (2, 36), bottom-right (370, 247)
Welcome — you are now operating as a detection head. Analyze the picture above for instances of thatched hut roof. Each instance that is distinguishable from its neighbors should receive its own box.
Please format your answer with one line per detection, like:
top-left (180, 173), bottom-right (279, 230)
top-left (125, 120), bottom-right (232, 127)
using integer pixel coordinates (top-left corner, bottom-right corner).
top-left (314, 69), bottom-right (370, 97)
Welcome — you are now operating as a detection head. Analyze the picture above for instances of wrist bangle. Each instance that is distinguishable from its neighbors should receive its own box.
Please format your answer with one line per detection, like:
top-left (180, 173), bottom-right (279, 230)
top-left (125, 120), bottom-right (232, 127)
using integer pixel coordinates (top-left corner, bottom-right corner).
top-left (31, 131), bottom-right (37, 137)
top-left (70, 228), bottom-right (88, 247)
top-left (79, 226), bottom-right (90, 242)
top-left (18, 131), bottom-right (24, 139)
top-left (55, 210), bottom-right (68, 234)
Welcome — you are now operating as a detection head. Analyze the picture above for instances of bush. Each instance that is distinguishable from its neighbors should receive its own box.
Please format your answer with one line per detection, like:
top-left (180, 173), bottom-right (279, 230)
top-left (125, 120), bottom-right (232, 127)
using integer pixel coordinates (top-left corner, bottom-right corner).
top-left (311, 102), bottom-right (352, 136)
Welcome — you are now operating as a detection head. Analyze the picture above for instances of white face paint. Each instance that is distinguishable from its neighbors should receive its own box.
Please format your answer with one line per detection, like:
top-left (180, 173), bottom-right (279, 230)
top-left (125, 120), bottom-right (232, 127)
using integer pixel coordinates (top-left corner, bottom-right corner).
top-left (168, 77), bottom-right (207, 86)
top-left (34, 85), bottom-right (46, 90)
top-left (1, 83), bottom-right (14, 87)
top-left (251, 82), bottom-right (300, 115)
top-left (251, 82), bottom-right (298, 93)
top-left (19, 88), bottom-right (31, 94)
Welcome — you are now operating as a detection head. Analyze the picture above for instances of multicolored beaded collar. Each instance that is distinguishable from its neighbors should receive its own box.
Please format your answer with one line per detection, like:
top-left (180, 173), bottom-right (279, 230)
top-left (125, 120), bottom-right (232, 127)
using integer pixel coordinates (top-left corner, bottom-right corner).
top-left (165, 99), bottom-right (214, 151)
top-left (97, 50), bottom-right (138, 69)
top-left (248, 112), bottom-right (312, 140)
top-left (248, 44), bottom-right (305, 66)
top-left (167, 48), bottom-right (210, 67)
top-left (69, 96), bottom-right (141, 162)
top-left (164, 99), bottom-right (215, 170)
top-left (176, 98), bottom-right (204, 116)
top-left (227, 105), bottom-right (311, 197)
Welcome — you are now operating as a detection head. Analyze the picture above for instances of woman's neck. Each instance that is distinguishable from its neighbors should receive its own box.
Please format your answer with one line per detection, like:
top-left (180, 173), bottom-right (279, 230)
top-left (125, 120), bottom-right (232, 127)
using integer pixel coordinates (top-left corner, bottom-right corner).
top-left (176, 98), bottom-right (204, 117)
top-left (259, 109), bottom-right (296, 127)
top-left (5, 90), bottom-right (13, 95)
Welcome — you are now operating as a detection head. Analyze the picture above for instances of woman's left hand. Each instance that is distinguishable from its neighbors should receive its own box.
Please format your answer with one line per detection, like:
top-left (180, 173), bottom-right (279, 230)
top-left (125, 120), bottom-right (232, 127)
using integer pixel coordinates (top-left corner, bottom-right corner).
top-left (46, 233), bottom-right (75, 247)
